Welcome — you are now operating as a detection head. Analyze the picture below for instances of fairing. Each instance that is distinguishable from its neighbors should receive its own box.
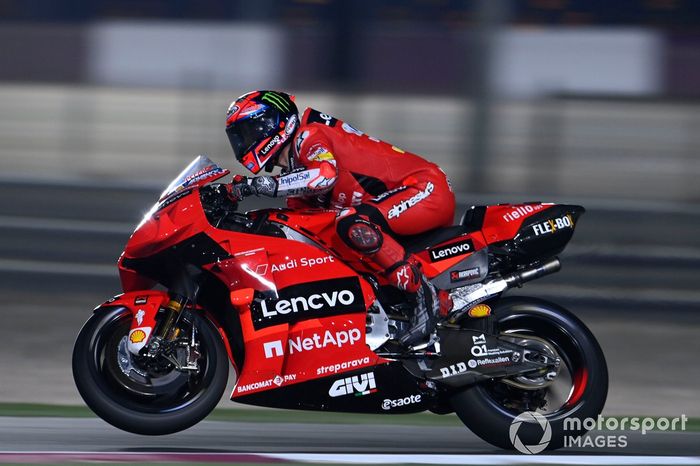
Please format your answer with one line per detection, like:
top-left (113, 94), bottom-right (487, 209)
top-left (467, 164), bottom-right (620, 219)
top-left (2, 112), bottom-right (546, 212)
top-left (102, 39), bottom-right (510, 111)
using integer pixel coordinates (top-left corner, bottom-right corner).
top-left (113, 156), bottom-right (583, 410)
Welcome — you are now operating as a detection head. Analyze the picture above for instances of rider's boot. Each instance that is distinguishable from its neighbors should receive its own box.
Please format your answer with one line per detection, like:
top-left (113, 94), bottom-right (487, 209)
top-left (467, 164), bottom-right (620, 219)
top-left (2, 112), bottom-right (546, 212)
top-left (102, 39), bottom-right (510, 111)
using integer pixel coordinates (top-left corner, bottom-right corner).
top-left (387, 257), bottom-right (449, 348)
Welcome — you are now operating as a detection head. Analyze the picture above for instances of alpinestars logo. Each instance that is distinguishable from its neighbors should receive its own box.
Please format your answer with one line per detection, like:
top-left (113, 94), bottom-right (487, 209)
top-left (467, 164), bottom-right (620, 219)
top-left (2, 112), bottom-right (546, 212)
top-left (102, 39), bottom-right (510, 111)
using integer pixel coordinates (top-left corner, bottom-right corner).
top-left (387, 182), bottom-right (434, 219)
top-left (251, 277), bottom-right (365, 329)
top-left (329, 372), bottom-right (377, 397)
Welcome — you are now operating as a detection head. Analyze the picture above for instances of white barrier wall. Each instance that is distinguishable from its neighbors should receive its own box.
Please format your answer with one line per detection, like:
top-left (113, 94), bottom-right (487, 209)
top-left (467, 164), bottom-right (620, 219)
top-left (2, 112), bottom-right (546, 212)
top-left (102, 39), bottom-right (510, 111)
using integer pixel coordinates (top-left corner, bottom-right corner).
top-left (1, 84), bottom-right (698, 203)
top-left (493, 29), bottom-right (663, 97)
top-left (87, 21), bottom-right (285, 90)
top-left (83, 22), bottom-right (663, 97)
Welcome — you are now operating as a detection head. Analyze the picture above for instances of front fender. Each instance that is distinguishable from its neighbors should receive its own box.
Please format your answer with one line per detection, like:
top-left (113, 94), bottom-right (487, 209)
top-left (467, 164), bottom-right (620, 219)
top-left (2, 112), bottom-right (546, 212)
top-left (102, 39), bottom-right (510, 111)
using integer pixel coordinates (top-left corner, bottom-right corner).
top-left (93, 291), bottom-right (169, 355)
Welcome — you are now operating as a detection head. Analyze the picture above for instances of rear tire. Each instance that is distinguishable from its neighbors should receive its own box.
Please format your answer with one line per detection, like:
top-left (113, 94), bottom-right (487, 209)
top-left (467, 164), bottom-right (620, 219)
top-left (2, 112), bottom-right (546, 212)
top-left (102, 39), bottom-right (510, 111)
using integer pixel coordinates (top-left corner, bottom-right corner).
top-left (72, 307), bottom-right (228, 435)
top-left (451, 297), bottom-right (608, 451)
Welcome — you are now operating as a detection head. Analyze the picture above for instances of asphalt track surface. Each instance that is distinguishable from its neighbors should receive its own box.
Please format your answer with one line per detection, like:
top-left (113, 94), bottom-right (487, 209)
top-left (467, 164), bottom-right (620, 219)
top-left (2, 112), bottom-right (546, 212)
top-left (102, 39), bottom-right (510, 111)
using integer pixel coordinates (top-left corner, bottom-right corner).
top-left (1, 181), bottom-right (699, 459)
top-left (1, 416), bottom-right (699, 456)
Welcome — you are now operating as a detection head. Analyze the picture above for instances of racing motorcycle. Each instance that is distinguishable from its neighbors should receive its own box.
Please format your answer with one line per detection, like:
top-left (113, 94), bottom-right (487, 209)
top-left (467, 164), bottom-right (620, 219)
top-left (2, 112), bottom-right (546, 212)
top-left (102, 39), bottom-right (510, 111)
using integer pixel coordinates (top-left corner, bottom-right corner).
top-left (73, 155), bottom-right (607, 451)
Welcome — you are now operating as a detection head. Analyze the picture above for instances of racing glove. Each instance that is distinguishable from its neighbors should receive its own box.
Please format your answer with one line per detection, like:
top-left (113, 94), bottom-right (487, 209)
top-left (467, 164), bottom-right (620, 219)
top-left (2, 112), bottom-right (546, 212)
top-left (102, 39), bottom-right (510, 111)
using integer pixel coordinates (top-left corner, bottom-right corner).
top-left (230, 175), bottom-right (278, 200)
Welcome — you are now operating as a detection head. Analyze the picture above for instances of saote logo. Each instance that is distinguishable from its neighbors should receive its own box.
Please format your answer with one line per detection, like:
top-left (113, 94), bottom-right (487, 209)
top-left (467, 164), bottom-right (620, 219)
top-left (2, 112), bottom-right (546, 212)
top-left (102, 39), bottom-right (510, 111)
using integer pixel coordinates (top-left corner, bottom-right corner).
top-left (251, 277), bottom-right (365, 329)
top-left (382, 394), bottom-right (422, 410)
top-left (329, 372), bottom-right (377, 397)
top-left (387, 182), bottom-right (434, 219)
top-left (262, 328), bottom-right (362, 359)
top-left (429, 238), bottom-right (474, 262)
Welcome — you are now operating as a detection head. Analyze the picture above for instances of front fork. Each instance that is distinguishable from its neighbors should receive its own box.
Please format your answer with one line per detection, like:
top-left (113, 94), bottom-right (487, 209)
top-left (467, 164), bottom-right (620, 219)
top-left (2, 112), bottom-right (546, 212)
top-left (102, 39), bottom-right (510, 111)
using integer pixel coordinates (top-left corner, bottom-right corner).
top-left (145, 295), bottom-right (188, 357)
top-left (128, 265), bottom-right (204, 357)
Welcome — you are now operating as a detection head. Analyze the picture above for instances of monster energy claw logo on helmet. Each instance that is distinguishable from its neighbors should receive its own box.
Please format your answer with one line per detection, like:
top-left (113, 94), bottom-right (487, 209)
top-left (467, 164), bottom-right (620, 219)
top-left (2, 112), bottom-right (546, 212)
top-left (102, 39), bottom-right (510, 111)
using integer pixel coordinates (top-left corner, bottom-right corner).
top-left (262, 92), bottom-right (291, 112)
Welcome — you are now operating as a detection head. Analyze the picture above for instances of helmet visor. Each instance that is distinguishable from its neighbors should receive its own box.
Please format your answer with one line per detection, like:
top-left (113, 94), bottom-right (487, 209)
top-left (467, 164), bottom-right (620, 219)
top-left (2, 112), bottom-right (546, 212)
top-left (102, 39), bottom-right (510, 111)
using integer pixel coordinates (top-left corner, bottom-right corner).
top-left (226, 109), bottom-right (279, 161)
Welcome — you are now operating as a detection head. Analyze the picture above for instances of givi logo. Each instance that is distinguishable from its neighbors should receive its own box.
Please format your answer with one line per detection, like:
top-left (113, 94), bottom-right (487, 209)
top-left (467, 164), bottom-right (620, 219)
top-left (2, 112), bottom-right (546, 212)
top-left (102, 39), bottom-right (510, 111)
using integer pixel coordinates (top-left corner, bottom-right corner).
top-left (329, 372), bottom-right (377, 398)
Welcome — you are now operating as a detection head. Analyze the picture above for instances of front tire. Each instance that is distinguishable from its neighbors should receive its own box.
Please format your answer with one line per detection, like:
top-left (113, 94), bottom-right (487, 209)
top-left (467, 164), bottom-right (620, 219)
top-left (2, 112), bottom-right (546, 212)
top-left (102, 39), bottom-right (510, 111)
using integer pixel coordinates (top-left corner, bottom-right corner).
top-left (451, 297), bottom-right (608, 451)
top-left (72, 307), bottom-right (228, 435)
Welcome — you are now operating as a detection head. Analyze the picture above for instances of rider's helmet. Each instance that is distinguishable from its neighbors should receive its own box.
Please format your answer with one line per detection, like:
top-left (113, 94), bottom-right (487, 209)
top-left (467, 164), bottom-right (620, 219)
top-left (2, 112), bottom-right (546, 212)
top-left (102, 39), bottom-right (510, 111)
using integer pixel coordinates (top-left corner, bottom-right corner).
top-left (225, 90), bottom-right (299, 174)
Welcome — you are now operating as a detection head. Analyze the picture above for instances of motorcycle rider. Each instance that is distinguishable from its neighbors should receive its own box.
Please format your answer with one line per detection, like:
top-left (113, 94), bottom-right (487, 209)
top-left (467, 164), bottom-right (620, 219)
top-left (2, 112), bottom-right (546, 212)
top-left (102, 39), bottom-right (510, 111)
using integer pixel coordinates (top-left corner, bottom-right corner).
top-left (225, 90), bottom-right (456, 347)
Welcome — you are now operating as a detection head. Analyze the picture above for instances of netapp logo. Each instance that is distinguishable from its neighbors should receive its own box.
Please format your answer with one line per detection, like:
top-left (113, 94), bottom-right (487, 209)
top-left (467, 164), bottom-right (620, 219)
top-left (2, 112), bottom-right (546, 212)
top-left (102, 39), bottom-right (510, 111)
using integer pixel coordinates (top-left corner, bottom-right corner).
top-left (329, 372), bottom-right (377, 398)
top-left (251, 277), bottom-right (365, 329)
top-left (262, 328), bottom-right (362, 359)
top-left (429, 239), bottom-right (474, 262)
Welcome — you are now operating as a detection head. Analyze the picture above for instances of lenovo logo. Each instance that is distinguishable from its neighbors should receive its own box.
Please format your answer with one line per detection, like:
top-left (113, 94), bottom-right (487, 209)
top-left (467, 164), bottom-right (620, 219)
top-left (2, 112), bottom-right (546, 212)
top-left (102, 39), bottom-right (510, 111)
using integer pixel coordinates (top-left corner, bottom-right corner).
top-left (251, 277), bottom-right (365, 329)
top-left (261, 290), bottom-right (355, 318)
top-left (429, 239), bottom-right (474, 262)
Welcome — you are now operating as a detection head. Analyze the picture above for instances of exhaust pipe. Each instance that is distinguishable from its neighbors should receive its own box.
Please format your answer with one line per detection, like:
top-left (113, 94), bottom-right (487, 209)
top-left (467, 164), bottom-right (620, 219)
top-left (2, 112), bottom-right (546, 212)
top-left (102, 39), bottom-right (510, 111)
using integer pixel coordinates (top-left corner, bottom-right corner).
top-left (448, 258), bottom-right (561, 320)
top-left (504, 258), bottom-right (561, 288)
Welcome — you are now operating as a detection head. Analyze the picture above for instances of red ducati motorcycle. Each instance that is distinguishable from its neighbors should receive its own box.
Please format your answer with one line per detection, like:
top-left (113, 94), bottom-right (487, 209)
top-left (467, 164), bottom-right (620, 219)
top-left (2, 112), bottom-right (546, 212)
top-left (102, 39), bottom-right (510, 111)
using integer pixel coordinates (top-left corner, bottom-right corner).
top-left (73, 156), bottom-right (607, 450)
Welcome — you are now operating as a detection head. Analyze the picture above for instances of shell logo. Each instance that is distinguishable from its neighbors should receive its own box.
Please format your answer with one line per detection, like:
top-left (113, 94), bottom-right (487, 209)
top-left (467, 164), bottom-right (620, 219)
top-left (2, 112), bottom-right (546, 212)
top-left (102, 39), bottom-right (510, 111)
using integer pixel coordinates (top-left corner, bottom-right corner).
top-left (129, 329), bottom-right (147, 344)
top-left (468, 304), bottom-right (492, 318)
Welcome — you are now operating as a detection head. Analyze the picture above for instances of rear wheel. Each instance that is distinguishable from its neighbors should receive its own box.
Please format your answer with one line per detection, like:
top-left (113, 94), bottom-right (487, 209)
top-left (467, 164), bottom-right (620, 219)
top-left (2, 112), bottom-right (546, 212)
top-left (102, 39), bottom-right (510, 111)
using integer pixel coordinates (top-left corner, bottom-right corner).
top-left (72, 307), bottom-right (228, 435)
top-left (451, 297), bottom-right (607, 451)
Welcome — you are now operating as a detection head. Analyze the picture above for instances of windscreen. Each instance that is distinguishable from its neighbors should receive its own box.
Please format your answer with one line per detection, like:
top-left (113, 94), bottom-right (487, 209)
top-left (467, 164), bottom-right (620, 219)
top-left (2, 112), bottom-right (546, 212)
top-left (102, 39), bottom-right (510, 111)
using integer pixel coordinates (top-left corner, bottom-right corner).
top-left (159, 155), bottom-right (228, 202)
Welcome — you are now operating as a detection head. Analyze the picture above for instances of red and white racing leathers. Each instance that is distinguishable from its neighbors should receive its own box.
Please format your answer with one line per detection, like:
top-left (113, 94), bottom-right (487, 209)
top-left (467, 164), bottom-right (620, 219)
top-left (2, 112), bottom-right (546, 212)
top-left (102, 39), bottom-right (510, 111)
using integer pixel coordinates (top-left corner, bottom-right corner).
top-left (268, 108), bottom-right (456, 291)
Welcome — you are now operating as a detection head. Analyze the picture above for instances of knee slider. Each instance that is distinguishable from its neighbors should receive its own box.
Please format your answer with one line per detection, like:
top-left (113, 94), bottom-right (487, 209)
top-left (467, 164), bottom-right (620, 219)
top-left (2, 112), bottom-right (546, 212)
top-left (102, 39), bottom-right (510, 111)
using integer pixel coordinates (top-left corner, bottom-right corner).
top-left (338, 216), bottom-right (383, 253)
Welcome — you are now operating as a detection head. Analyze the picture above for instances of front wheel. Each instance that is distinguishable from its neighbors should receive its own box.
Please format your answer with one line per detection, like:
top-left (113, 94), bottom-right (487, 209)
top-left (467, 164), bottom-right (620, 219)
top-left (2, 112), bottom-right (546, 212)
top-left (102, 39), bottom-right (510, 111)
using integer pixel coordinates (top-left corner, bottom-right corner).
top-left (451, 296), bottom-right (608, 451)
top-left (72, 307), bottom-right (229, 435)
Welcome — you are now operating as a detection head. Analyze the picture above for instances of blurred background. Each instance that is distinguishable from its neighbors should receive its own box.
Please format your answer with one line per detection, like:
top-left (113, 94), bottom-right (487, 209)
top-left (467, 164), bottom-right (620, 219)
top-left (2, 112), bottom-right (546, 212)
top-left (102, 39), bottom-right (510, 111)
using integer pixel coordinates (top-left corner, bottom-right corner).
top-left (0, 0), bottom-right (698, 417)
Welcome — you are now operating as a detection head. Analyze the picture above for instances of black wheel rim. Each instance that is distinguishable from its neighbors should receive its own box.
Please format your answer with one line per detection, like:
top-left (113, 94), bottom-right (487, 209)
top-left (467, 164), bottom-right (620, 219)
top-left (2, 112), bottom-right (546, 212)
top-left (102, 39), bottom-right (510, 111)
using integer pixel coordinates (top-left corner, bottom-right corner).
top-left (479, 313), bottom-right (590, 421)
top-left (86, 310), bottom-right (217, 414)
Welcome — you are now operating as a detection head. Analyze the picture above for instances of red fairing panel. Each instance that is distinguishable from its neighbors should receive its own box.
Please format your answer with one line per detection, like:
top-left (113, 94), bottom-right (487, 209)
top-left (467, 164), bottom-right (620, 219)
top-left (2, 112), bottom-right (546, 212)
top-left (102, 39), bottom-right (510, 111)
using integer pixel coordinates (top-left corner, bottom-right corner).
top-left (208, 241), bottom-right (386, 399)
top-left (415, 232), bottom-right (489, 278)
top-left (124, 190), bottom-right (207, 259)
top-left (94, 291), bottom-right (170, 354)
top-left (481, 203), bottom-right (554, 244)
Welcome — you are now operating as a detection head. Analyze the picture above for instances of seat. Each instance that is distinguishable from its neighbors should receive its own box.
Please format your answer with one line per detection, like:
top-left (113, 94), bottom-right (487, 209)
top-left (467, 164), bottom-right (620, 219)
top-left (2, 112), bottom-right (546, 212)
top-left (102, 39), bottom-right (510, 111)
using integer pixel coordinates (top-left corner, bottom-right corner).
top-left (397, 206), bottom-right (486, 254)
top-left (398, 225), bottom-right (470, 254)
